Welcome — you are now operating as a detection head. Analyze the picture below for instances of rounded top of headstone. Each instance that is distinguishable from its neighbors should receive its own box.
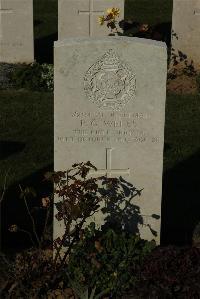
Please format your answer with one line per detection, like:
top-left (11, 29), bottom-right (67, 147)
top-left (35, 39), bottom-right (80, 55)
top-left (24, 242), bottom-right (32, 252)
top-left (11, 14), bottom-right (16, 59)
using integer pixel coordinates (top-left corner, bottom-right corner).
top-left (54, 36), bottom-right (167, 49)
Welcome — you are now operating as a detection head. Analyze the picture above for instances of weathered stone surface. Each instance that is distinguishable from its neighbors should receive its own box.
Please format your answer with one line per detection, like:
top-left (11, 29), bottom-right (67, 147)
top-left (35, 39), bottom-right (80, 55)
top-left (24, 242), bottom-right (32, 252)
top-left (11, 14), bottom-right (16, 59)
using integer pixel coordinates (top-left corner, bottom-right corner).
top-left (171, 0), bottom-right (200, 69)
top-left (0, 0), bottom-right (34, 63)
top-left (58, 0), bottom-right (124, 39)
top-left (54, 37), bottom-right (167, 243)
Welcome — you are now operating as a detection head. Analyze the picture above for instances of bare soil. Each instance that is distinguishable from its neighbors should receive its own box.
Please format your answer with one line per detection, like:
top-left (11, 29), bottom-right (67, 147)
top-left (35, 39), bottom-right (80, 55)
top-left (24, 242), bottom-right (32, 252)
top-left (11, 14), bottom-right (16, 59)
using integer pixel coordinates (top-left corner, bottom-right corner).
top-left (167, 74), bottom-right (198, 95)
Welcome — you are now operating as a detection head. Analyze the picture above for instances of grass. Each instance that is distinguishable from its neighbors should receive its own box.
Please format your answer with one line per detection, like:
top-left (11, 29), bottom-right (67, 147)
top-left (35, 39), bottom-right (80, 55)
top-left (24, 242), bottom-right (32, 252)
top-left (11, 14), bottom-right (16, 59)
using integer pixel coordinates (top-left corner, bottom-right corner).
top-left (164, 93), bottom-right (200, 170)
top-left (0, 0), bottom-right (174, 189)
top-left (1, 89), bottom-right (200, 250)
top-left (0, 90), bottom-right (53, 188)
top-left (1, 90), bottom-right (200, 189)
top-left (1, 0), bottom-right (199, 249)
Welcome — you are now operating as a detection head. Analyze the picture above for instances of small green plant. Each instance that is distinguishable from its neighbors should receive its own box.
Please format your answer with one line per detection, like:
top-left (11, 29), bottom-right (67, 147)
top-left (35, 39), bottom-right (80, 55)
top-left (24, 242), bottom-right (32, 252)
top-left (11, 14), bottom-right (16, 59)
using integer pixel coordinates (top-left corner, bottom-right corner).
top-left (11, 62), bottom-right (54, 91)
top-left (40, 63), bottom-right (54, 91)
top-left (67, 223), bottom-right (155, 297)
top-left (51, 161), bottom-right (157, 266)
top-left (0, 63), bottom-right (15, 89)
top-left (5, 162), bottom-right (159, 298)
top-left (68, 277), bottom-right (109, 299)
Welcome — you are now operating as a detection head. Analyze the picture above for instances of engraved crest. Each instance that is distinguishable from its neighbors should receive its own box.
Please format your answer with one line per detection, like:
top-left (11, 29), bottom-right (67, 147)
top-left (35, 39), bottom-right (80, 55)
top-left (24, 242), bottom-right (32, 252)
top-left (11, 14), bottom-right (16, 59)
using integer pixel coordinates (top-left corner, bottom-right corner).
top-left (84, 49), bottom-right (136, 111)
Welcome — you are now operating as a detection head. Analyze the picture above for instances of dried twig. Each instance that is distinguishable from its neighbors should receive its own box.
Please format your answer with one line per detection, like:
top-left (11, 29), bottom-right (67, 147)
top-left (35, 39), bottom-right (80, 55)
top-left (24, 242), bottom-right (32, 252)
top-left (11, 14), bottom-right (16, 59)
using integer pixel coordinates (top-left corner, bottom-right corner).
top-left (0, 169), bottom-right (10, 203)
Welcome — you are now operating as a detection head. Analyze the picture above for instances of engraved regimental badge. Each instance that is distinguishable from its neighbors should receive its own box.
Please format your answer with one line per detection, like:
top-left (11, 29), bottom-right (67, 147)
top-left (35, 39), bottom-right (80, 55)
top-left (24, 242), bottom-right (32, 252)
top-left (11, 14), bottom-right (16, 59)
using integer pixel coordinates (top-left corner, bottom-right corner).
top-left (84, 49), bottom-right (136, 111)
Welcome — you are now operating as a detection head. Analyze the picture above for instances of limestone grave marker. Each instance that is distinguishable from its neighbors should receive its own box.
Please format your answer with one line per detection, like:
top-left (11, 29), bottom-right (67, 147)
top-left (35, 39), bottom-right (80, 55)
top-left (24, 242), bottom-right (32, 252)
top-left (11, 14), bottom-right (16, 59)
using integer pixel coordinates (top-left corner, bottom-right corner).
top-left (89, 148), bottom-right (130, 177)
top-left (0, 0), bottom-right (34, 63)
top-left (54, 37), bottom-right (167, 244)
top-left (0, 5), bottom-right (13, 39)
top-left (58, 0), bottom-right (124, 39)
top-left (171, 0), bottom-right (200, 69)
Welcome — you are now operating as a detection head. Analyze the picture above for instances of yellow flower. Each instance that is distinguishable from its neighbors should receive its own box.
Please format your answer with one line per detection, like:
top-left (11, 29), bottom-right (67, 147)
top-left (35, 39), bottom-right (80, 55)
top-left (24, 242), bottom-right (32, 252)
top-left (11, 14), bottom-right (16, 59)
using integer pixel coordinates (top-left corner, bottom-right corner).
top-left (111, 8), bottom-right (120, 17)
top-left (106, 8), bottom-right (113, 15)
top-left (106, 7), bottom-right (120, 18)
top-left (98, 16), bottom-right (105, 25)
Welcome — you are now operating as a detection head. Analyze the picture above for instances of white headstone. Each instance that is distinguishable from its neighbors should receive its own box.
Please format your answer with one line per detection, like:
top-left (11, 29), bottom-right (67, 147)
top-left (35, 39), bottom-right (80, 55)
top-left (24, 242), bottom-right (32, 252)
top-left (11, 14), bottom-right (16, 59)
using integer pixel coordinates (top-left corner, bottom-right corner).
top-left (0, 0), bottom-right (34, 63)
top-left (58, 0), bottom-right (124, 39)
top-left (171, 0), bottom-right (200, 69)
top-left (54, 37), bottom-right (167, 244)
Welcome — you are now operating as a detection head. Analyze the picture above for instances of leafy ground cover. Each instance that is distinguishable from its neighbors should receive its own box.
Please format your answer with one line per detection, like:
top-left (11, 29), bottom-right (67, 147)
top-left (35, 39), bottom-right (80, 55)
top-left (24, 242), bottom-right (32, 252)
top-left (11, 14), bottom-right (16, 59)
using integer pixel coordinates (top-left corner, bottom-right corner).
top-left (1, 163), bottom-right (200, 298)
top-left (127, 245), bottom-right (200, 298)
top-left (2, 242), bottom-right (200, 298)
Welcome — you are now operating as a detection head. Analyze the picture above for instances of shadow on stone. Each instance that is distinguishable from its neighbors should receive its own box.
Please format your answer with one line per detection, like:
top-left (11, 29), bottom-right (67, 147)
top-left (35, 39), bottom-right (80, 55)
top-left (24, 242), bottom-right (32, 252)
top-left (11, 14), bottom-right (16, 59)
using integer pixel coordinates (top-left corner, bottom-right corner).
top-left (100, 176), bottom-right (144, 234)
top-left (99, 176), bottom-right (159, 238)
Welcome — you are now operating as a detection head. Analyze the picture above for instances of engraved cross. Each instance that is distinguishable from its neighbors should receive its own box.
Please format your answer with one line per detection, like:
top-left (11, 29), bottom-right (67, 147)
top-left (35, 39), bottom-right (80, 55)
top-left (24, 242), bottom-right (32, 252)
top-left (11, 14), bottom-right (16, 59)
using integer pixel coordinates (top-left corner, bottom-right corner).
top-left (78, 0), bottom-right (104, 36)
top-left (90, 148), bottom-right (130, 178)
top-left (0, 3), bottom-right (13, 39)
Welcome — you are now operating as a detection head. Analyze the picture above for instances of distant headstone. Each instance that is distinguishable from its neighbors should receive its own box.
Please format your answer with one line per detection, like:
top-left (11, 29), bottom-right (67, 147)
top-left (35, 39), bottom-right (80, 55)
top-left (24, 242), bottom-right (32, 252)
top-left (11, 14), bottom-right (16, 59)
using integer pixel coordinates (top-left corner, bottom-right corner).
top-left (0, 0), bottom-right (34, 63)
top-left (58, 0), bottom-right (124, 39)
top-left (171, 0), bottom-right (200, 69)
top-left (54, 37), bottom-right (167, 243)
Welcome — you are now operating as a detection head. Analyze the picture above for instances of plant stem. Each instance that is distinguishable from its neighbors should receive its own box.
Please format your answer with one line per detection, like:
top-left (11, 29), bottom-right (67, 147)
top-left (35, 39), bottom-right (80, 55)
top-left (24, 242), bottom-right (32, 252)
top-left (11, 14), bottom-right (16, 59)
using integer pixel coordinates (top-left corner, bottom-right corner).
top-left (19, 185), bottom-right (41, 248)
top-left (60, 217), bottom-right (86, 266)
top-left (19, 228), bottom-right (36, 247)
top-left (41, 203), bottom-right (51, 244)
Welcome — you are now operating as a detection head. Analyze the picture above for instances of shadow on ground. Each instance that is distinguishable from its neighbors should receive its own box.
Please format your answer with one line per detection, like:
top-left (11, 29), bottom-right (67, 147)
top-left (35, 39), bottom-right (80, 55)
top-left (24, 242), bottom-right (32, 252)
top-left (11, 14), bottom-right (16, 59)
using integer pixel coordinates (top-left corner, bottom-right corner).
top-left (161, 150), bottom-right (200, 245)
top-left (1, 164), bottom-right (53, 252)
top-left (34, 33), bottom-right (58, 64)
top-left (0, 141), bottom-right (26, 160)
top-left (2, 149), bottom-right (200, 252)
